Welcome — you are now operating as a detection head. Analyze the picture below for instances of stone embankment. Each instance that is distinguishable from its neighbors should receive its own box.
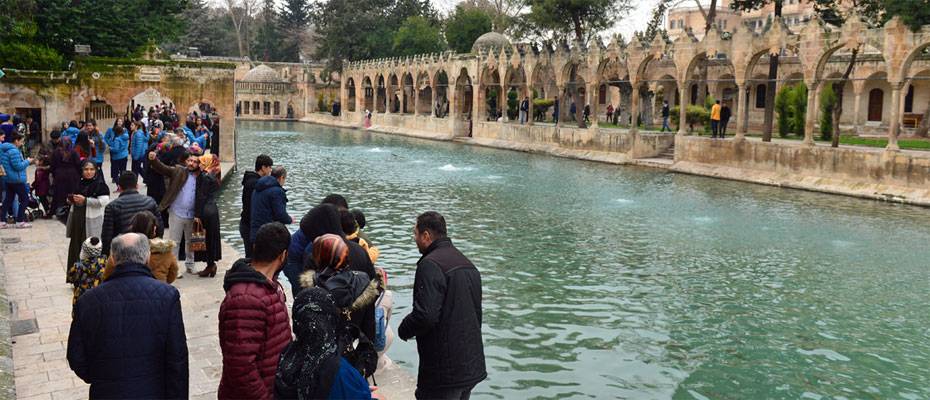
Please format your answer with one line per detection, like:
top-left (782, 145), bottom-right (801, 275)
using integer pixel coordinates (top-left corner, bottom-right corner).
top-left (301, 113), bottom-right (930, 207)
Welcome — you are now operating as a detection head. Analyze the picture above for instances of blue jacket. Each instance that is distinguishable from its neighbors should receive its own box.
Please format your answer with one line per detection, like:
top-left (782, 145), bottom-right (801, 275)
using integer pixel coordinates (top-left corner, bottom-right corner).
top-left (284, 230), bottom-right (310, 296)
top-left (131, 129), bottom-right (148, 160)
top-left (193, 128), bottom-right (210, 149)
top-left (63, 126), bottom-right (80, 143)
top-left (249, 175), bottom-right (290, 242)
top-left (0, 142), bottom-right (29, 183)
top-left (107, 130), bottom-right (129, 160)
top-left (67, 262), bottom-right (188, 399)
top-left (91, 132), bottom-right (106, 164)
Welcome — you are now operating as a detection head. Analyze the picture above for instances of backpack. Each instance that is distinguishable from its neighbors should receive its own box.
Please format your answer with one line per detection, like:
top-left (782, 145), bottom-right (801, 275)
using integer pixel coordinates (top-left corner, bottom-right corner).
top-left (339, 321), bottom-right (379, 379)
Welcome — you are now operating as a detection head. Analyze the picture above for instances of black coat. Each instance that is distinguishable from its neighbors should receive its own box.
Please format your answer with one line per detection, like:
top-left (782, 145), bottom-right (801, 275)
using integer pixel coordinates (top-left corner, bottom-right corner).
top-left (67, 262), bottom-right (188, 399)
top-left (398, 238), bottom-right (486, 389)
top-left (101, 190), bottom-right (161, 256)
top-left (194, 173), bottom-right (221, 263)
top-left (238, 170), bottom-right (260, 239)
top-left (249, 175), bottom-right (291, 242)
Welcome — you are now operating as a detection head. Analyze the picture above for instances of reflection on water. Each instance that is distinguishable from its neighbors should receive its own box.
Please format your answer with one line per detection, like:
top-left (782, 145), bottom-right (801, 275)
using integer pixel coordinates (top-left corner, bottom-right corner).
top-left (219, 120), bottom-right (930, 399)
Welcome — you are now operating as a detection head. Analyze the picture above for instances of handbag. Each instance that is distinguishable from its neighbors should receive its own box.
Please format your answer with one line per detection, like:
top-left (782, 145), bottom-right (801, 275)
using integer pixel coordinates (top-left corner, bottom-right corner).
top-left (190, 218), bottom-right (207, 252)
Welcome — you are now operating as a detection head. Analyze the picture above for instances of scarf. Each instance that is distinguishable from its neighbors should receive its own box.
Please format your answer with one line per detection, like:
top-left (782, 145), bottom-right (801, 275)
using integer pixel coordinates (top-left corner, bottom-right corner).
top-left (275, 287), bottom-right (342, 399)
top-left (78, 174), bottom-right (110, 198)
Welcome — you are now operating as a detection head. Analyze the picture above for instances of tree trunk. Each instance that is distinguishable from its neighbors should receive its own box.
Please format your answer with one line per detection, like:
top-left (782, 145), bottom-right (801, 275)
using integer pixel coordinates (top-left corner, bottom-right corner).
top-left (762, 1), bottom-right (783, 142)
top-left (831, 47), bottom-right (859, 147)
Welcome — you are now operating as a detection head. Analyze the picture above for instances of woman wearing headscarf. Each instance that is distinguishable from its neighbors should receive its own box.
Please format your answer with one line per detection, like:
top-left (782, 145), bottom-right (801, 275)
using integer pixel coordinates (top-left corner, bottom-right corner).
top-left (50, 137), bottom-right (82, 215)
top-left (275, 234), bottom-right (380, 400)
top-left (200, 153), bottom-right (221, 181)
top-left (66, 160), bottom-right (111, 279)
top-left (194, 154), bottom-right (222, 277)
top-left (73, 131), bottom-right (95, 161)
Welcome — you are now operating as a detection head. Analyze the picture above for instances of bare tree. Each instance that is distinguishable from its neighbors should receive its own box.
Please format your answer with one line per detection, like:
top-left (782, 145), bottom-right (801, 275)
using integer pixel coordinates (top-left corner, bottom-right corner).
top-left (223, 0), bottom-right (260, 58)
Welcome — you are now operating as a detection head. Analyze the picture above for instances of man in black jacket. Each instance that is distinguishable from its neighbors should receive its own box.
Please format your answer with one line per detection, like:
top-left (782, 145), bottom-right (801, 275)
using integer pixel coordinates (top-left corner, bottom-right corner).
top-left (68, 233), bottom-right (188, 399)
top-left (101, 171), bottom-right (161, 256)
top-left (398, 211), bottom-right (486, 399)
top-left (239, 154), bottom-right (273, 258)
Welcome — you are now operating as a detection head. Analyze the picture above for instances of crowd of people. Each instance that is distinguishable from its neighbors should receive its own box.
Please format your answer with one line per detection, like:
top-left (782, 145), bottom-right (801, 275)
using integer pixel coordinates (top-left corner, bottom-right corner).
top-left (54, 146), bottom-right (486, 399)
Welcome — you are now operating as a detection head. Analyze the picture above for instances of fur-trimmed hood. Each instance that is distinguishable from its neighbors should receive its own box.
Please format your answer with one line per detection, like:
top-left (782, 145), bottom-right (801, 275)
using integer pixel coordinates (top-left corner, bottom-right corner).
top-left (149, 238), bottom-right (175, 254)
top-left (298, 270), bottom-right (379, 313)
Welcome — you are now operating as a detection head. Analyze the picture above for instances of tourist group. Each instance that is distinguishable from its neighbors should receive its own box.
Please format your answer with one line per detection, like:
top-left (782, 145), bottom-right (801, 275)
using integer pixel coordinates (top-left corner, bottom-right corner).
top-left (1, 106), bottom-right (487, 399)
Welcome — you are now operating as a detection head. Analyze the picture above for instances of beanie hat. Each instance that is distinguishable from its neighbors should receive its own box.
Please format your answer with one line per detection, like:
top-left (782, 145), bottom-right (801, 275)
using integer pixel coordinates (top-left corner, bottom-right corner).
top-left (81, 237), bottom-right (102, 261)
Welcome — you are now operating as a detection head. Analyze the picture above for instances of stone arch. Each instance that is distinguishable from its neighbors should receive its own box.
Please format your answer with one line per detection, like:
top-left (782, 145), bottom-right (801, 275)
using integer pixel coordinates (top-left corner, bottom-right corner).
top-left (479, 65), bottom-right (502, 121)
top-left (376, 74), bottom-right (386, 113)
top-left (345, 77), bottom-right (357, 112)
top-left (503, 64), bottom-right (527, 121)
top-left (362, 76), bottom-right (374, 112)
top-left (434, 69), bottom-right (449, 117)
top-left (560, 61), bottom-right (591, 126)
top-left (598, 58), bottom-right (630, 124)
top-left (530, 62), bottom-right (557, 122)
top-left (388, 73), bottom-right (399, 113)
top-left (416, 70), bottom-right (432, 115)
top-left (402, 72), bottom-right (414, 114)
top-left (454, 67), bottom-right (473, 118)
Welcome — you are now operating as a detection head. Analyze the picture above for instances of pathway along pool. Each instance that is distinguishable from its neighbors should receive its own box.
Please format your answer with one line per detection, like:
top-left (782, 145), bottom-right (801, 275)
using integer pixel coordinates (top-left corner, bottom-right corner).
top-left (218, 120), bottom-right (930, 399)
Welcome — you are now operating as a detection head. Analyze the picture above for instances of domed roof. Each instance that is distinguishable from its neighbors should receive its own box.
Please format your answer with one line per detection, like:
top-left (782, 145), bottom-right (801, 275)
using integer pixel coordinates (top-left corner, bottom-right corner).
top-left (242, 64), bottom-right (282, 83)
top-left (471, 32), bottom-right (511, 54)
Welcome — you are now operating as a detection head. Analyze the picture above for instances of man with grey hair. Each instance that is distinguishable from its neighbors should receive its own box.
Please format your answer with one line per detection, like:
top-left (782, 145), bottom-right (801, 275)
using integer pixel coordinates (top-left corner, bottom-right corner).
top-left (67, 233), bottom-right (189, 399)
top-left (249, 165), bottom-right (293, 245)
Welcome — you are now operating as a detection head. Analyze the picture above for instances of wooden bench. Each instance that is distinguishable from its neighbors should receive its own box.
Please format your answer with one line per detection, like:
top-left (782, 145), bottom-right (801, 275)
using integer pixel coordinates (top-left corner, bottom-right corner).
top-left (903, 113), bottom-right (923, 128)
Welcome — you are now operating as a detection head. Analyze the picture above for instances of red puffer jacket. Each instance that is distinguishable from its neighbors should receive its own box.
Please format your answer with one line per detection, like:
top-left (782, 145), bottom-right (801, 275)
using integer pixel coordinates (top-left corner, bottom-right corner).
top-left (218, 259), bottom-right (292, 400)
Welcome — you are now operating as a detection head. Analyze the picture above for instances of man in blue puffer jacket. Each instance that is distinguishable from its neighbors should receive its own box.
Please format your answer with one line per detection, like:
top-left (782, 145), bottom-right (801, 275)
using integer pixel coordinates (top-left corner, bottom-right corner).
top-left (106, 126), bottom-right (130, 184)
top-left (130, 123), bottom-right (148, 179)
top-left (0, 133), bottom-right (34, 228)
top-left (64, 120), bottom-right (81, 143)
top-left (249, 167), bottom-right (292, 243)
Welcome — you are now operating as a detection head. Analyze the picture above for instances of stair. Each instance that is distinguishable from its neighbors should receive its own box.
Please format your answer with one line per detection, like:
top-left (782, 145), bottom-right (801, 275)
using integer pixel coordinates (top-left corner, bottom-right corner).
top-left (657, 144), bottom-right (675, 160)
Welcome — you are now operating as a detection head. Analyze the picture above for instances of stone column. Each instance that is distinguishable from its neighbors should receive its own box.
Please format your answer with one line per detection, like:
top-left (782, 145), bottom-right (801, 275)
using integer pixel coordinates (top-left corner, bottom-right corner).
top-left (629, 82), bottom-right (640, 134)
top-left (735, 83), bottom-right (748, 141)
top-left (803, 80), bottom-right (817, 145)
top-left (555, 86), bottom-right (563, 128)
top-left (527, 85), bottom-right (535, 126)
top-left (588, 83), bottom-right (599, 128)
top-left (887, 81), bottom-right (904, 151)
top-left (413, 85), bottom-right (420, 117)
top-left (740, 85), bottom-right (750, 135)
top-left (677, 80), bottom-right (688, 136)
top-left (851, 80), bottom-right (865, 135)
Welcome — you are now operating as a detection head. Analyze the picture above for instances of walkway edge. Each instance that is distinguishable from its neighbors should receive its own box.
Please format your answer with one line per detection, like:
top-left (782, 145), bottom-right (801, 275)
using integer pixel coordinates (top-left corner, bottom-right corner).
top-left (0, 256), bottom-right (13, 400)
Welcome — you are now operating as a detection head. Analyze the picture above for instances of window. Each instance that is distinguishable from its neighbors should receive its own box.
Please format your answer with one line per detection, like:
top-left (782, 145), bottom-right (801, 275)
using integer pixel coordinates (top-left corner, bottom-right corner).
top-left (274, 101), bottom-right (281, 115)
top-left (905, 85), bottom-right (914, 113)
top-left (253, 101), bottom-right (260, 113)
top-left (868, 88), bottom-right (883, 122)
top-left (244, 101), bottom-right (250, 114)
top-left (755, 84), bottom-right (767, 108)
top-left (263, 101), bottom-right (271, 115)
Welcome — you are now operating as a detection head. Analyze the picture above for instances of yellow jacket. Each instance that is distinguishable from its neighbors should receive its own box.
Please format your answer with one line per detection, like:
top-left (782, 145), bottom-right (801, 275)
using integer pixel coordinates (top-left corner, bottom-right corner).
top-left (710, 104), bottom-right (721, 121)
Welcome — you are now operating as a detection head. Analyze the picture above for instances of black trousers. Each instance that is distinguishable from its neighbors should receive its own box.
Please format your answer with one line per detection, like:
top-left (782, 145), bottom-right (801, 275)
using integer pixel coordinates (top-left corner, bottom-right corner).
top-left (415, 384), bottom-right (476, 400)
top-left (720, 118), bottom-right (730, 136)
top-left (131, 158), bottom-right (145, 180)
top-left (111, 157), bottom-right (128, 182)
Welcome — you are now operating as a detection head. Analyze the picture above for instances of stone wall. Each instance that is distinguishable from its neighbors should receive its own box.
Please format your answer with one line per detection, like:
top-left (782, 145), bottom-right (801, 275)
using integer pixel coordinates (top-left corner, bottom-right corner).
top-left (673, 136), bottom-right (930, 205)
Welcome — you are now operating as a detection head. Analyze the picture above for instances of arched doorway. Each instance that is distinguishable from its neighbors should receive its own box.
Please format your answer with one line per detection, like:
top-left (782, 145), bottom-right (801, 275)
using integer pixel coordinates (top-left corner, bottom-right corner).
top-left (434, 70), bottom-right (449, 117)
top-left (362, 76), bottom-right (374, 112)
top-left (376, 75), bottom-right (386, 113)
top-left (479, 66), bottom-right (501, 121)
top-left (402, 73), bottom-right (414, 114)
top-left (868, 88), bottom-right (884, 122)
top-left (416, 71), bottom-right (432, 116)
top-left (345, 78), bottom-right (356, 113)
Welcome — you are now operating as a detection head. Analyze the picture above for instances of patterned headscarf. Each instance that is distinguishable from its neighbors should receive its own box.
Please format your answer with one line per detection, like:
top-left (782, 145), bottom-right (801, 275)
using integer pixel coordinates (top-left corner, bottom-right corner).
top-left (199, 153), bottom-right (220, 180)
top-left (311, 233), bottom-right (348, 273)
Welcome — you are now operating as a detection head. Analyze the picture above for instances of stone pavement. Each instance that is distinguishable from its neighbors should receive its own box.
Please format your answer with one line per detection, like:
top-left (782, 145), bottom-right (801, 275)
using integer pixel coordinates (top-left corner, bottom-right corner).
top-left (0, 163), bottom-right (416, 400)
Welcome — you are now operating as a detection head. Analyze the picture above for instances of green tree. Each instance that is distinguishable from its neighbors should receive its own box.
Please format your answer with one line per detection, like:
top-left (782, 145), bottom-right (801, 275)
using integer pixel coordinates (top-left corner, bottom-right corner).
top-left (731, 0), bottom-right (783, 142)
top-left (279, 0), bottom-right (311, 61)
top-left (445, 5), bottom-right (493, 53)
top-left (392, 16), bottom-right (446, 56)
top-left (253, 0), bottom-right (287, 61)
top-left (526, 0), bottom-right (632, 44)
top-left (775, 85), bottom-right (792, 137)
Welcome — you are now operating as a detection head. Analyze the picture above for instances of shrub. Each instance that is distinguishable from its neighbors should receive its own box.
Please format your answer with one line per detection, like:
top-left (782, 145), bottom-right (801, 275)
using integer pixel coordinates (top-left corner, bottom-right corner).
top-left (0, 42), bottom-right (64, 70)
top-left (819, 83), bottom-right (837, 141)
top-left (775, 83), bottom-right (808, 138)
top-left (317, 93), bottom-right (326, 112)
top-left (533, 98), bottom-right (554, 119)
top-left (671, 104), bottom-right (710, 133)
top-left (506, 89), bottom-right (519, 120)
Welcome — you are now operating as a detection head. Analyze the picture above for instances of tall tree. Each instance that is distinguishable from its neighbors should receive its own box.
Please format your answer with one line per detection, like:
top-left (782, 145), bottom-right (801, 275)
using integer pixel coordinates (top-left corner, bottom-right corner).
top-left (393, 16), bottom-right (446, 56)
top-left (731, 0), bottom-right (782, 142)
top-left (278, 0), bottom-right (311, 61)
top-left (526, 0), bottom-right (632, 45)
top-left (253, 0), bottom-right (287, 61)
top-left (634, 0), bottom-right (671, 44)
top-left (459, 0), bottom-right (526, 34)
top-left (445, 5), bottom-right (493, 54)
top-left (223, 0), bottom-right (260, 58)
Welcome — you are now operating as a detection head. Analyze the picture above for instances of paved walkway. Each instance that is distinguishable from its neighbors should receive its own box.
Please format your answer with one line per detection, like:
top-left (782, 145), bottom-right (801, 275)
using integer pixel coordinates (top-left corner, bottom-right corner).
top-left (0, 165), bottom-right (415, 400)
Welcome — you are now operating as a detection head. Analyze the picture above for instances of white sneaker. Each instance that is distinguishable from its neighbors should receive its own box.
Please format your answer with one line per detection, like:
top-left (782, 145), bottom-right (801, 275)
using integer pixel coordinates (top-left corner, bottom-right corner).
top-left (14, 222), bottom-right (31, 229)
top-left (0, 222), bottom-right (8, 229)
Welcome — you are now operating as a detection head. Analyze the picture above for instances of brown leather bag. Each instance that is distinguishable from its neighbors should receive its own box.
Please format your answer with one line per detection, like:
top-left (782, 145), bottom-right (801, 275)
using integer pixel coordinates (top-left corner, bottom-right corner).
top-left (190, 219), bottom-right (207, 252)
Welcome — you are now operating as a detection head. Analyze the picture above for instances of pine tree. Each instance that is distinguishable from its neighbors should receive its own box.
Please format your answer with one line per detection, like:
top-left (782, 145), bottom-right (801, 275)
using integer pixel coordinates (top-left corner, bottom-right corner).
top-left (253, 0), bottom-right (284, 61)
top-left (278, 0), bottom-right (310, 61)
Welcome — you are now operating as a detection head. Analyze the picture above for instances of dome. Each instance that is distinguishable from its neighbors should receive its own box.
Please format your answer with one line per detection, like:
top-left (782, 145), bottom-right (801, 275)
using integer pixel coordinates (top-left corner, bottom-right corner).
top-left (242, 64), bottom-right (282, 83)
top-left (471, 32), bottom-right (511, 54)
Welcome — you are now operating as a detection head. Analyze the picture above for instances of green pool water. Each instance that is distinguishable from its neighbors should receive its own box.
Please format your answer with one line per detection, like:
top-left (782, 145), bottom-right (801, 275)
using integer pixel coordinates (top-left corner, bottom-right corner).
top-left (218, 120), bottom-right (930, 399)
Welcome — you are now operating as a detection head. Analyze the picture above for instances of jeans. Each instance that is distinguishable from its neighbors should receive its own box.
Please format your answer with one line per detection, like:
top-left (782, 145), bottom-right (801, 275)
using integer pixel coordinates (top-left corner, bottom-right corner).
top-left (519, 110), bottom-right (527, 124)
top-left (711, 120), bottom-right (720, 137)
top-left (662, 116), bottom-right (671, 132)
top-left (131, 158), bottom-right (145, 180)
top-left (111, 157), bottom-right (128, 182)
top-left (2, 182), bottom-right (28, 223)
top-left (415, 383), bottom-right (476, 400)
top-left (167, 211), bottom-right (195, 272)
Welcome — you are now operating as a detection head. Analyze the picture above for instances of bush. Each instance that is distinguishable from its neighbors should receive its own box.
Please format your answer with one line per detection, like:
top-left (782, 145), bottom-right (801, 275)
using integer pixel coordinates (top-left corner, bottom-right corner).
top-left (506, 89), bottom-right (519, 120)
top-left (775, 83), bottom-right (808, 138)
top-left (671, 104), bottom-right (710, 133)
top-left (533, 98), bottom-right (554, 120)
top-left (317, 93), bottom-right (327, 112)
top-left (819, 83), bottom-right (837, 141)
top-left (0, 42), bottom-right (64, 70)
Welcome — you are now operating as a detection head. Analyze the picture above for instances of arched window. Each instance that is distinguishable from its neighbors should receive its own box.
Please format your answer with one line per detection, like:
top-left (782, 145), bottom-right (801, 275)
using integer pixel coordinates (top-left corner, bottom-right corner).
top-left (755, 84), bottom-right (766, 108)
top-left (904, 85), bottom-right (914, 113)
top-left (868, 88), bottom-right (883, 122)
